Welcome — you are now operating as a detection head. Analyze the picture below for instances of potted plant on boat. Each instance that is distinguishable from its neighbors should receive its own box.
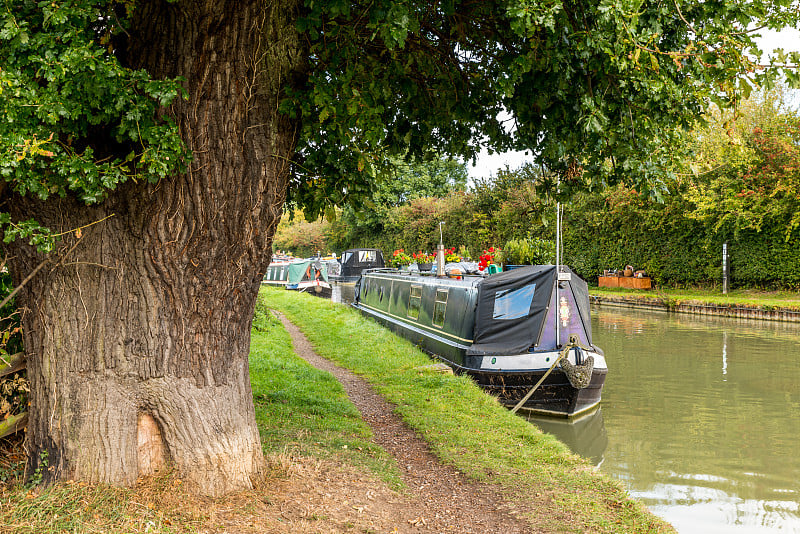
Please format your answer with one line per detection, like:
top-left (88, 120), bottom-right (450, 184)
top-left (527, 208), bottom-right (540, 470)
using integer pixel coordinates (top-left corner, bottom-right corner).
top-left (500, 238), bottom-right (554, 269)
top-left (412, 251), bottom-right (436, 271)
top-left (478, 247), bottom-right (500, 272)
top-left (389, 249), bottom-right (413, 269)
top-left (444, 247), bottom-right (462, 263)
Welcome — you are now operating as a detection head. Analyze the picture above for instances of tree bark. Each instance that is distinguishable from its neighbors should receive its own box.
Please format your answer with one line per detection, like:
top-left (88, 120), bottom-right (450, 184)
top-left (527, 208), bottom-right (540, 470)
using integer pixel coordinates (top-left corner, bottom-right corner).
top-left (4, 0), bottom-right (304, 496)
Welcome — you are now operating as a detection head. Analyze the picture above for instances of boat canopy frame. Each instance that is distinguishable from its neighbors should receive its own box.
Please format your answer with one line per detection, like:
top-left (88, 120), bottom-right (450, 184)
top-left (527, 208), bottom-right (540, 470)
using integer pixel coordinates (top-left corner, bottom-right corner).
top-left (287, 260), bottom-right (329, 285)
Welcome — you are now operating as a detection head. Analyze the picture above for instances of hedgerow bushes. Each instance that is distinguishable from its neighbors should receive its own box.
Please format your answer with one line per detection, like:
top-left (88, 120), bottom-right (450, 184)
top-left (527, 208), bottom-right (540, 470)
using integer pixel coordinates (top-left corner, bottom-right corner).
top-left (276, 92), bottom-right (800, 289)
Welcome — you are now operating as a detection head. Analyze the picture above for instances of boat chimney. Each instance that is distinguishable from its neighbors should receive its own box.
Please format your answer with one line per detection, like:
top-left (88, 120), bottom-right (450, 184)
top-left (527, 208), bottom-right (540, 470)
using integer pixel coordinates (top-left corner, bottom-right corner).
top-left (436, 221), bottom-right (445, 276)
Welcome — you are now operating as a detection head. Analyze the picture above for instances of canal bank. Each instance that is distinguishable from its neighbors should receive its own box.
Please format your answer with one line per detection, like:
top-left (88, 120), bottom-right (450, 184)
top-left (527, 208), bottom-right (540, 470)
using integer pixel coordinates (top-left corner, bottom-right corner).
top-left (0, 286), bottom-right (673, 534)
top-left (260, 287), bottom-right (672, 533)
top-left (589, 289), bottom-right (800, 322)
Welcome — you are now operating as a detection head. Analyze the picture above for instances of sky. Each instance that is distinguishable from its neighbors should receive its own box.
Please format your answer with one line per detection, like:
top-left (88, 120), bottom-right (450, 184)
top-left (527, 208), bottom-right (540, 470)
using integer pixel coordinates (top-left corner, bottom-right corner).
top-left (467, 27), bottom-right (800, 180)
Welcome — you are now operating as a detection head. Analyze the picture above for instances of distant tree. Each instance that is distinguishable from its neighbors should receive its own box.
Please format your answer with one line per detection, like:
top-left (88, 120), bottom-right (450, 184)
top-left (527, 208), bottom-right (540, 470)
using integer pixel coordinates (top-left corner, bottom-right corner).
top-left (688, 89), bottom-right (800, 240)
top-left (272, 210), bottom-right (331, 257)
top-left (331, 157), bottom-right (468, 250)
top-left (378, 157), bottom-right (468, 207)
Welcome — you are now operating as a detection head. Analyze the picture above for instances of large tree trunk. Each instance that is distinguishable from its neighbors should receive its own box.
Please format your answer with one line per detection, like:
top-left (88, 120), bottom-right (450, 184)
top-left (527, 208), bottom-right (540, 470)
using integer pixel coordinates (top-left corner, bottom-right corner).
top-left (5, 0), bottom-right (303, 496)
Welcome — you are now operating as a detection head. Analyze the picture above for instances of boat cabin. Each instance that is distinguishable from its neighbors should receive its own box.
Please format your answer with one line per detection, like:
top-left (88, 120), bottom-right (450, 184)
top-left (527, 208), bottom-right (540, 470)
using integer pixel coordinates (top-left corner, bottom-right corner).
top-left (333, 248), bottom-right (386, 283)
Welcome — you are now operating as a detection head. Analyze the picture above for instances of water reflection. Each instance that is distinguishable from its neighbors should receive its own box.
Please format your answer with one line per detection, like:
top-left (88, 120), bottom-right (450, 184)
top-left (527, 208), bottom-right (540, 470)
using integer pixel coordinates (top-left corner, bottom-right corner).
top-left (525, 407), bottom-right (608, 467)
top-left (331, 282), bottom-right (356, 305)
top-left (592, 306), bottom-right (800, 533)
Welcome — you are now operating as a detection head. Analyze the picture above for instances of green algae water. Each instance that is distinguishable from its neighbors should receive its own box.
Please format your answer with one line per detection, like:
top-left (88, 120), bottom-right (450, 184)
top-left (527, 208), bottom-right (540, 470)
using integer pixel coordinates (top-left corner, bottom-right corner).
top-left (531, 305), bottom-right (800, 533)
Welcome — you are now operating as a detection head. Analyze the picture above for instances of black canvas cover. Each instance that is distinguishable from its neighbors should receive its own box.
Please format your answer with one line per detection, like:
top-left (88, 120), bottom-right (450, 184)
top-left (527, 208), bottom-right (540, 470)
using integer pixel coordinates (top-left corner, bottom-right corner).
top-left (341, 248), bottom-right (385, 277)
top-left (466, 265), bottom-right (557, 357)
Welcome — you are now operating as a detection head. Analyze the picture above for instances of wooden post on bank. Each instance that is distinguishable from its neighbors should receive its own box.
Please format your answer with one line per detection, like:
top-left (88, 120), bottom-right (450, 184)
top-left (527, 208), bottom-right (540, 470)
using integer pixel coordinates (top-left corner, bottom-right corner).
top-left (0, 351), bottom-right (27, 438)
top-left (722, 242), bottom-right (728, 294)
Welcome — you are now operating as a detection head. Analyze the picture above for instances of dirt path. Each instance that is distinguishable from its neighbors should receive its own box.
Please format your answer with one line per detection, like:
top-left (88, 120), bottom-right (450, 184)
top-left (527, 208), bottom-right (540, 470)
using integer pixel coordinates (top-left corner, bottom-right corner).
top-left (274, 311), bottom-right (537, 533)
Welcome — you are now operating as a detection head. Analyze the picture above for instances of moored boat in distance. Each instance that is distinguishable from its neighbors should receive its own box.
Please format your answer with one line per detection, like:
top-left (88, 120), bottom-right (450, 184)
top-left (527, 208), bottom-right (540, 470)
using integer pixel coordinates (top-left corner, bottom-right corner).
top-left (353, 264), bottom-right (607, 417)
top-left (263, 258), bottom-right (332, 298)
top-left (331, 248), bottom-right (386, 284)
top-left (263, 257), bottom-right (294, 286)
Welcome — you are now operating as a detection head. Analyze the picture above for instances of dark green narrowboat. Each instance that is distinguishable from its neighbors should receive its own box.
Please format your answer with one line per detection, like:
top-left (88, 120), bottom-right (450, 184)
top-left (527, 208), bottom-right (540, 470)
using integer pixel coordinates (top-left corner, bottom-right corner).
top-left (353, 265), bottom-right (607, 417)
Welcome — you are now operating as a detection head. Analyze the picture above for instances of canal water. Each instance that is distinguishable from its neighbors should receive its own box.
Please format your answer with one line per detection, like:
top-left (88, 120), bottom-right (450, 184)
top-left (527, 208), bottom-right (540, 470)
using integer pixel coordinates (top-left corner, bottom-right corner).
top-left (331, 282), bottom-right (356, 305)
top-left (332, 285), bottom-right (800, 531)
top-left (531, 306), bottom-right (800, 533)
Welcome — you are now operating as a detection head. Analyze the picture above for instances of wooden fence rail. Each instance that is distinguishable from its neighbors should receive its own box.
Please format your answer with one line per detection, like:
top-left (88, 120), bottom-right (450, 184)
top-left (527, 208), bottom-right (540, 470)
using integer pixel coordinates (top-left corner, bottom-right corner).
top-left (0, 352), bottom-right (27, 439)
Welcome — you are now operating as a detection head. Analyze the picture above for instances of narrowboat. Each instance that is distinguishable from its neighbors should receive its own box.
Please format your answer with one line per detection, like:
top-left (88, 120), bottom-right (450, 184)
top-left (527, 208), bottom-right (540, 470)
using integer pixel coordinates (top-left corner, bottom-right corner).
top-left (263, 259), bottom-right (332, 298)
top-left (262, 258), bottom-right (293, 287)
top-left (352, 264), bottom-right (607, 417)
top-left (330, 248), bottom-right (386, 283)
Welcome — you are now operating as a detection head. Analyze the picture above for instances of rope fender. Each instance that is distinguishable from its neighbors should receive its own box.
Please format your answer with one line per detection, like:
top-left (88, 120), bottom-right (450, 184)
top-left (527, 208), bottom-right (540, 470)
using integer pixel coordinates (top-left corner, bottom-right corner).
top-left (559, 333), bottom-right (595, 389)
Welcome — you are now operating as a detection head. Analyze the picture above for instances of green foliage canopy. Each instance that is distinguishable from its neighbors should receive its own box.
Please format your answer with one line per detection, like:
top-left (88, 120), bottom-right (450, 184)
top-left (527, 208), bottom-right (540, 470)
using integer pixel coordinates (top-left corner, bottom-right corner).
top-left (2, 0), bottom-right (799, 242)
top-left (287, 0), bottom-right (800, 215)
top-left (0, 0), bottom-right (189, 250)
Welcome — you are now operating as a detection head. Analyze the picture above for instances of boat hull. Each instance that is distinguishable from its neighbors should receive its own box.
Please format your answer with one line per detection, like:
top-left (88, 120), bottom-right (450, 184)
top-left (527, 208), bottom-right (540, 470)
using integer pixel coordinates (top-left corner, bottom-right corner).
top-left (262, 262), bottom-right (291, 286)
top-left (358, 296), bottom-right (604, 416)
top-left (471, 367), bottom-right (607, 417)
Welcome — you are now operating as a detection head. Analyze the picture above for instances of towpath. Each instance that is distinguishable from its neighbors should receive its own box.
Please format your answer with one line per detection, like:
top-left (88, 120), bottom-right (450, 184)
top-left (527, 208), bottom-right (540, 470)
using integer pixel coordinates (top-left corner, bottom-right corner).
top-left (274, 311), bottom-right (540, 533)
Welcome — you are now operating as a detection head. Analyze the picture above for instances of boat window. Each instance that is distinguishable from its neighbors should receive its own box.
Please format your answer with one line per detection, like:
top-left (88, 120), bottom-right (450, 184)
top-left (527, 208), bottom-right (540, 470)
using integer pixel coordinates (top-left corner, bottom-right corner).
top-left (359, 250), bottom-right (376, 263)
top-left (342, 252), bottom-right (352, 264)
top-left (493, 284), bottom-right (536, 320)
top-left (432, 289), bottom-right (448, 327)
top-left (408, 285), bottom-right (422, 320)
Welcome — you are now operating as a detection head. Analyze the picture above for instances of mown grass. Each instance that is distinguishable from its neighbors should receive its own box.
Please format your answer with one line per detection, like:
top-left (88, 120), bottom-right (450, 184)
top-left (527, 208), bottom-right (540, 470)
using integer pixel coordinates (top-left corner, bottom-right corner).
top-left (249, 307), bottom-right (403, 488)
top-left (591, 285), bottom-right (800, 310)
top-left (261, 287), bottom-right (674, 533)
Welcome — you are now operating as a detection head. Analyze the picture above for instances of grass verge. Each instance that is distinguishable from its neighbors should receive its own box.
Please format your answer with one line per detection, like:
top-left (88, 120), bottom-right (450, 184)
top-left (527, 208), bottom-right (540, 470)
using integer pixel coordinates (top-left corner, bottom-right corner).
top-left (261, 287), bottom-right (674, 533)
top-left (250, 306), bottom-right (403, 489)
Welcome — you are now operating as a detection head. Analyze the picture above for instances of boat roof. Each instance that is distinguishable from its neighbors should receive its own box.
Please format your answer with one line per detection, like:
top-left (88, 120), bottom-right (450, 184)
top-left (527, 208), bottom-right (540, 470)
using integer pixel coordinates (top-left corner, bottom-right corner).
top-left (360, 268), bottom-right (484, 288)
top-left (358, 265), bottom-right (593, 355)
